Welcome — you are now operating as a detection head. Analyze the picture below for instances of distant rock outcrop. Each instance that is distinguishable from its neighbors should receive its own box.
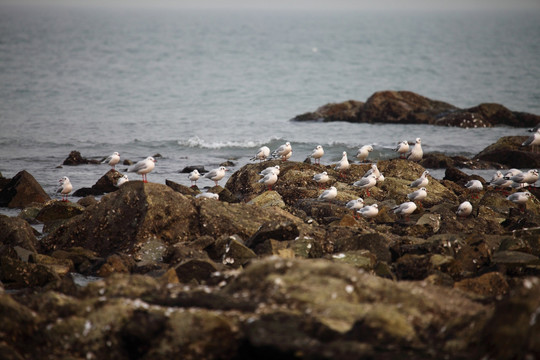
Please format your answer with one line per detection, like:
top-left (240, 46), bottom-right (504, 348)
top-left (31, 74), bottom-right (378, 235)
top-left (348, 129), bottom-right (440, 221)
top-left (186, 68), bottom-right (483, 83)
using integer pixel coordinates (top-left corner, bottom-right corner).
top-left (292, 90), bottom-right (540, 128)
top-left (0, 170), bottom-right (50, 208)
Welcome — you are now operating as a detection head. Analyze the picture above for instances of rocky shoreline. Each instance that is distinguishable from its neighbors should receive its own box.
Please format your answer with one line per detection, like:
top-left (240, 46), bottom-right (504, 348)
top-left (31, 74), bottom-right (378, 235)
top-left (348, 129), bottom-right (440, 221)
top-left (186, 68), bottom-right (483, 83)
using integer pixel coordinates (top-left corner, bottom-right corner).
top-left (291, 90), bottom-right (540, 128)
top-left (1, 136), bottom-right (540, 359)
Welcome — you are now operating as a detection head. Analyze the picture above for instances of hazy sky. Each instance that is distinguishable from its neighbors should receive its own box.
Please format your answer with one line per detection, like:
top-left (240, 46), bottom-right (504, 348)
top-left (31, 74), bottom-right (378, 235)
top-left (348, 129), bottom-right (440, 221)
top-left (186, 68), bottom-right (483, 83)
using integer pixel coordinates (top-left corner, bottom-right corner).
top-left (2, 0), bottom-right (540, 11)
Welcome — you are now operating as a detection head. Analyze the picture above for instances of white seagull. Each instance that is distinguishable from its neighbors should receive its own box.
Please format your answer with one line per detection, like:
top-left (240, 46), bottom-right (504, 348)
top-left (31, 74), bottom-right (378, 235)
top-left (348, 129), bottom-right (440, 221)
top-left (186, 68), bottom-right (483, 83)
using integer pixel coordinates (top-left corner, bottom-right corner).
top-left (456, 201), bottom-right (473, 217)
top-left (116, 174), bottom-right (129, 187)
top-left (251, 146), bottom-right (271, 161)
top-left (272, 142), bottom-right (292, 161)
top-left (260, 165), bottom-right (280, 176)
top-left (407, 138), bottom-right (423, 162)
top-left (188, 170), bottom-right (201, 186)
top-left (507, 191), bottom-right (532, 212)
top-left (102, 152), bottom-right (120, 170)
top-left (363, 163), bottom-right (381, 180)
top-left (522, 128), bottom-right (540, 152)
top-left (409, 170), bottom-right (429, 188)
top-left (128, 156), bottom-right (156, 183)
top-left (356, 145), bottom-right (373, 163)
top-left (310, 145), bottom-right (324, 165)
top-left (313, 171), bottom-right (329, 189)
top-left (318, 186), bottom-right (337, 201)
top-left (353, 174), bottom-right (377, 197)
top-left (346, 197), bottom-right (364, 211)
top-left (57, 176), bottom-right (73, 202)
top-left (334, 151), bottom-right (350, 177)
top-left (258, 171), bottom-right (278, 191)
top-left (464, 179), bottom-right (483, 199)
top-left (358, 204), bottom-right (379, 220)
top-left (507, 169), bottom-right (539, 188)
top-left (407, 187), bottom-right (427, 208)
top-left (195, 192), bottom-right (219, 200)
top-left (393, 201), bottom-right (417, 221)
top-left (204, 166), bottom-right (228, 186)
top-left (394, 140), bottom-right (409, 159)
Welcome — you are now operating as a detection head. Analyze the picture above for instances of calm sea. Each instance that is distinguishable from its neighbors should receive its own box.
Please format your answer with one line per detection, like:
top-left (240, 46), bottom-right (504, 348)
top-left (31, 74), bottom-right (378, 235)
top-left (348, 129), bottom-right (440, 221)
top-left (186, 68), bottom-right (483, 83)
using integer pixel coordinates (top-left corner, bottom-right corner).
top-left (1, 4), bottom-right (539, 208)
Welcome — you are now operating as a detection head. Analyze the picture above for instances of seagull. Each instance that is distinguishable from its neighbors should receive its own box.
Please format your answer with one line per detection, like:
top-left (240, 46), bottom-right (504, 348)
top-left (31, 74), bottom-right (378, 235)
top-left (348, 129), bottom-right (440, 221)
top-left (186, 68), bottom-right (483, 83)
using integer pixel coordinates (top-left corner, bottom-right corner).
top-left (318, 186), bottom-right (337, 201)
top-left (283, 150), bottom-right (293, 161)
top-left (407, 138), bottom-right (423, 162)
top-left (258, 171), bottom-right (278, 191)
top-left (507, 169), bottom-right (539, 188)
top-left (507, 191), bottom-right (532, 212)
top-left (464, 179), bottom-right (483, 199)
top-left (204, 166), bottom-right (228, 186)
top-left (334, 151), bottom-right (350, 177)
top-left (393, 201), bottom-right (417, 221)
top-left (313, 171), bottom-right (329, 189)
top-left (272, 142), bottom-right (292, 161)
top-left (487, 171), bottom-right (503, 185)
top-left (57, 176), bottom-right (73, 202)
top-left (456, 201), bottom-right (473, 217)
top-left (358, 203), bottom-right (379, 220)
top-left (260, 165), bottom-right (280, 176)
top-left (522, 128), bottom-right (540, 153)
top-left (363, 163), bottom-right (381, 180)
top-left (310, 145), bottom-right (324, 165)
top-left (102, 152), bottom-right (120, 170)
top-left (394, 140), bottom-right (409, 159)
top-left (251, 146), bottom-right (271, 161)
top-left (409, 170), bottom-right (429, 188)
top-left (346, 198), bottom-right (364, 218)
top-left (353, 174), bottom-right (377, 197)
top-left (116, 174), bottom-right (129, 187)
top-left (195, 192), bottom-right (219, 200)
top-left (356, 145), bottom-right (373, 163)
top-left (407, 187), bottom-right (427, 208)
top-left (128, 156), bottom-right (156, 183)
top-left (188, 169), bottom-right (201, 187)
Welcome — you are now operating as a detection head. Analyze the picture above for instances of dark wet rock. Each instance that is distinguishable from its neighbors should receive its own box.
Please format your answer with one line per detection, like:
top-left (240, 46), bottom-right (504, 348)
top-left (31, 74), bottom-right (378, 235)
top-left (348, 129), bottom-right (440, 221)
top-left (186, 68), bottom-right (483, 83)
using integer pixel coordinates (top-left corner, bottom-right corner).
top-left (332, 231), bottom-right (392, 263)
top-left (62, 150), bottom-right (100, 165)
top-left (0, 170), bottom-right (50, 208)
top-left (89, 169), bottom-right (124, 193)
top-left (35, 200), bottom-right (84, 223)
top-left (96, 254), bottom-right (136, 277)
top-left (454, 271), bottom-right (509, 299)
top-left (0, 255), bottom-right (61, 289)
top-left (480, 278), bottom-right (540, 360)
top-left (474, 135), bottom-right (540, 168)
top-left (205, 235), bottom-right (257, 268)
top-left (77, 195), bottom-right (98, 208)
top-left (0, 215), bottom-right (38, 258)
top-left (245, 221), bottom-right (300, 249)
top-left (71, 187), bottom-right (103, 197)
top-left (50, 247), bottom-right (102, 275)
top-left (292, 91), bottom-right (540, 128)
top-left (180, 165), bottom-right (207, 173)
top-left (165, 179), bottom-right (200, 196)
top-left (173, 258), bottom-right (221, 283)
top-left (205, 185), bottom-right (239, 203)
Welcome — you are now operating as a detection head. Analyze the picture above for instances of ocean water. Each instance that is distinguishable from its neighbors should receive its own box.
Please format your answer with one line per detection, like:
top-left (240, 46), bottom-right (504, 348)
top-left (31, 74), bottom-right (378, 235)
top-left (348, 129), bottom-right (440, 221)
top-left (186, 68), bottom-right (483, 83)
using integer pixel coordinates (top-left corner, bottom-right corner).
top-left (1, 4), bottom-right (539, 206)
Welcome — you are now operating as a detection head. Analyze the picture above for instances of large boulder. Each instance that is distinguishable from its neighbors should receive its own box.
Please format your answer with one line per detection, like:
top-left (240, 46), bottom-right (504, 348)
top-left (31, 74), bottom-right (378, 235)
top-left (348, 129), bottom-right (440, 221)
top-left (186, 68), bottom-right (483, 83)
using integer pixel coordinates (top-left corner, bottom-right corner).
top-left (73, 169), bottom-right (125, 196)
top-left (0, 170), bottom-right (50, 208)
top-left (0, 214), bottom-right (38, 259)
top-left (474, 136), bottom-right (540, 168)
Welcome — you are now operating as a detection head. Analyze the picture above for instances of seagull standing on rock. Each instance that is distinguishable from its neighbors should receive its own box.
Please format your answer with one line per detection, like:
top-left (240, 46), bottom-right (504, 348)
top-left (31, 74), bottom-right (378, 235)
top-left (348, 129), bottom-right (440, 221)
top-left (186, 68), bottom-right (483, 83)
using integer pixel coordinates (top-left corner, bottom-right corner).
top-left (407, 138), bottom-right (423, 162)
top-left (363, 163), bottom-right (381, 180)
top-left (522, 128), bottom-right (540, 153)
top-left (507, 169), bottom-right (539, 188)
top-left (102, 152), bottom-right (120, 170)
top-left (346, 198), bottom-right (364, 218)
top-left (356, 145), bottom-right (373, 163)
top-left (507, 191), bottom-right (532, 212)
top-left (407, 187), bottom-right (427, 208)
top-left (204, 166), bottom-right (228, 186)
top-left (116, 174), bottom-right (129, 187)
top-left (456, 201), bottom-right (473, 217)
top-left (464, 179), bottom-right (483, 199)
top-left (313, 171), bottom-right (329, 189)
top-left (260, 165), bottom-right (280, 176)
top-left (258, 169), bottom-right (278, 191)
top-left (188, 170), bottom-right (201, 187)
top-left (57, 176), bottom-right (73, 202)
top-left (272, 142), bottom-right (292, 161)
top-left (409, 170), bottom-right (429, 188)
top-left (334, 151), bottom-right (350, 177)
top-left (393, 201), bottom-right (417, 221)
top-left (128, 156), bottom-right (156, 183)
top-left (353, 174), bottom-right (377, 197)
top-left (251, 146), bottom-right (270, 161)
top-left (318, 186), bottom-right (337, 202)
top-left (310, 145), bottom-right (324, 165)
top-left (394, 140), bottom-right (409, 159)
top-left (358, 203), bottom-right (378, 220)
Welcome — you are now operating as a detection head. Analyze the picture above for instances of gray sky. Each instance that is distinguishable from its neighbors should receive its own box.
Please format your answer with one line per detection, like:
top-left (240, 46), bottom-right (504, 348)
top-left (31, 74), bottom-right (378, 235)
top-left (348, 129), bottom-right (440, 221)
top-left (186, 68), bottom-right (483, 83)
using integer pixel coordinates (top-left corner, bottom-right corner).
top-left (3, 0), bottom-right (540, 11)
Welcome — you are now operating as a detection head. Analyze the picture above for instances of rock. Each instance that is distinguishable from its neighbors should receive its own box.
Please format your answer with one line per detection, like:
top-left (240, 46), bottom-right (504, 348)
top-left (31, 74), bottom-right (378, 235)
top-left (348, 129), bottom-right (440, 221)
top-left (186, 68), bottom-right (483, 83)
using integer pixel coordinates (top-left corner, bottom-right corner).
top-left (291, 91), bottom-right (540, 128)
top-left (247, 190), bottom-right (286, 209)
top-left (474, 136), bottom-right (540, 168)
top-left (35, 200), bottom-right (85, 223)
top-left (205, 235), bottom-right (257, 268)
top-left (0, 214), bottom-right (38, 258)
top-left (50, 247), bottom-right (102, 275)
top-left (173, 258), bottom-right (220, 283)
top-left (180, 165), bottom-right (207, 173)
top-left (89, 169), bottom-right (125, 193)
top-left (96, 254), bottom-right (135, 277)
top-left (0, 256), bottom-right (60, 289)
top-left (245, 221), bottom-right (300, 248)
top-left (77, 196), bottom-right (98, 208)
top-left (165, 179), bottom-right (200, 196)
top-left (62, 150), bottom-right (100, 165)
top-left (454, 272), bottom-right (509, 298)
top-left (0, 170), bottom-right (50, 208)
